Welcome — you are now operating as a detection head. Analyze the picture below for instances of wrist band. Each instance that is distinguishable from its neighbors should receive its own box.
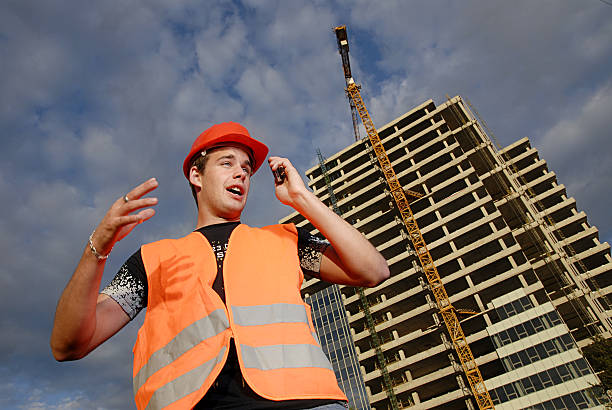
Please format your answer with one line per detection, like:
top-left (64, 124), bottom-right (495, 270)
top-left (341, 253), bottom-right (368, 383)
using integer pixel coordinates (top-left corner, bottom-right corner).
top-left (88, 229), bottom-right (110, 260)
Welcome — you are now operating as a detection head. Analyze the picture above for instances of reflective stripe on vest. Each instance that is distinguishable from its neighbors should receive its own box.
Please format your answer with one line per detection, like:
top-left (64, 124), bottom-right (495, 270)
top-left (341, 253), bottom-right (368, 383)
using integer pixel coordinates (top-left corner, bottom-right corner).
top-left (134, 308), bottom-right (229, 394)
top-left (232, 303), bottom-right (309, 326)
top-left (240, 343), bottom-right (333, 371)
top-left (145, 346), bottom-right (227, 410)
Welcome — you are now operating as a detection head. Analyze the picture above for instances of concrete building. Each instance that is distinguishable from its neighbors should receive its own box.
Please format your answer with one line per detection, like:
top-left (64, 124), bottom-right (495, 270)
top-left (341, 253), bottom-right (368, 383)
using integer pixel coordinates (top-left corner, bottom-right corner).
top-left (280, 96), bottom-right (612, 409)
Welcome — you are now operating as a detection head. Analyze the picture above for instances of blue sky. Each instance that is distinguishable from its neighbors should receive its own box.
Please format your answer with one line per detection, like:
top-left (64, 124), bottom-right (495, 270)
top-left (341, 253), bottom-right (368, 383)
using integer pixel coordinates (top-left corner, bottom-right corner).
top-left (1, 1), bottom-right (611, 408)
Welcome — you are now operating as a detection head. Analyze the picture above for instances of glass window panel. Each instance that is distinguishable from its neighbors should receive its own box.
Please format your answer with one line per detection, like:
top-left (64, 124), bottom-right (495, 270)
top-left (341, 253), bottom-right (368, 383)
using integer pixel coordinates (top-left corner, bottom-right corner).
top-left (516, 323), bottom-right (528, 338)
top-left (522, 377), bottom-right (536, 393)
top-left (521, 296), bottom-right (534, 310)
top-left (576, 358), bottom-right (590, 375)
top-left (518, 350), bottom-right (530, 366)
top-left (544, 340), bottom-right (558, 355)
top-left (500, 331), bottom-right (511, 345)
top-left (531, 374), bottom-right (543, 391)
top-left (514, 380), bottom-right (526, 396)
top-left (524, 320), bottom-right (535, 335)
top-left (571, 391), bottom-right (588, 407)
top-left (510, 353), bottom-right (522, 368)
top-left (505, 303), bottom-right (517, 316)
top-left (496, 387), bottom-right (507, 404)
top-left (508, 327), bottom-right (519, 342)
top-left (557, 364), bottom-right (572, 381)
top-left (502, 357), bottom-right (513, 372)
top-left (561, 334), bottom-right (574, 350)
top-left (526, 346), bottom-right (539, 361)
top-left (512, 300), bottom-right (524, 315)
top-left (549, 310), bottom-right (562, 325)
top-left (489, 389), bottom-right (499, 405)
top-left (549, 367), bottom-right (562, 384)
top-left (536, 344), bottom-right (547, 359)
top-left (561, 395), bottom-right (575, 408)
top-left (532, 316), bottom-right (545, 332)
top-left (505, 383), bottom-right (518, 399)
top-left (540, 370), bottom-right (553, 387)
top-left (492, 334), bottom-right (502, 348)
top-left (497, 307), bottom-right (508, 320)
top-left (551, 397), bottom-right (565, 409)
top-left (566, 361), bottom-right (581, 378)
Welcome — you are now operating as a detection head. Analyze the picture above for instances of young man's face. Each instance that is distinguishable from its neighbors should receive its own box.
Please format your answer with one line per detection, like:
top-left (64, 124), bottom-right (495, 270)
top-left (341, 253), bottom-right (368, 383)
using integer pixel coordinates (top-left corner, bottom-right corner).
top-left (195, 145), bottom-right (253, 221)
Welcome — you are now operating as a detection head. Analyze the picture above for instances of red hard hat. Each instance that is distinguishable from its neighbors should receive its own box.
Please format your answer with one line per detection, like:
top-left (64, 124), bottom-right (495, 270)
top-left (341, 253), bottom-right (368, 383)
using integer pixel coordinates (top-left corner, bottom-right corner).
top-left (183, 122), bottom-right (269, 179)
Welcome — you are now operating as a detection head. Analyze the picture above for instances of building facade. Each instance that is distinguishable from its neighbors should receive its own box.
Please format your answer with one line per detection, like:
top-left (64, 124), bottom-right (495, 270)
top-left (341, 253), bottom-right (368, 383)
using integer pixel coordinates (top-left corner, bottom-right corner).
top-left (280, 96), bottom-right (612, 409)
top-left (305, 284), bottom-right (371, 410)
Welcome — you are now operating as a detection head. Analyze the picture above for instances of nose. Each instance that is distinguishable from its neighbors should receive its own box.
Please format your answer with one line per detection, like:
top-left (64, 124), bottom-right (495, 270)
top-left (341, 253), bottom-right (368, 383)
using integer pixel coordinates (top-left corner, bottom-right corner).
top-left (233, 166), bottom-right (247, 180)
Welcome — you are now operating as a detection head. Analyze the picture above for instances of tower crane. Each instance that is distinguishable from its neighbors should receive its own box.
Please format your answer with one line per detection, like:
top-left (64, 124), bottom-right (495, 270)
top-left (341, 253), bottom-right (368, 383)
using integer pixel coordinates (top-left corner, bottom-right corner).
top-left (333, 25), bottom-right (494, 410)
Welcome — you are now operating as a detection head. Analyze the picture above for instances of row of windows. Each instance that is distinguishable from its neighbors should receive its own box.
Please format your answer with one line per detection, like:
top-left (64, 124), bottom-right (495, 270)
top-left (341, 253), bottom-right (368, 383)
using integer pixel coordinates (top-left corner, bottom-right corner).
top-left (501, 334), bottom-right (576, 372)
top-left (490, 358), bottom-right (592, 405)
top-left (496, 296), bottom-right (534, 321)
top-left (491, 310), bottom-right (563, 348)
top-left (522, 388), bottom-right (606, 409)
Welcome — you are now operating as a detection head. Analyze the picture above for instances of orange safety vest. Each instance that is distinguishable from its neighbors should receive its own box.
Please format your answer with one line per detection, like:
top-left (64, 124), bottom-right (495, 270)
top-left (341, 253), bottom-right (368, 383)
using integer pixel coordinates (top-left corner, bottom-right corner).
top-left (133, 224), bottom-right (347, 410)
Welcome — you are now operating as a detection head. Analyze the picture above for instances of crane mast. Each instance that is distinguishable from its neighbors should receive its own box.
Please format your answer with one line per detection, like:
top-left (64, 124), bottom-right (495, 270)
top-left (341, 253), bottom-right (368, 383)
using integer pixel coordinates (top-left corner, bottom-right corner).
top-left (333, 25), bottom-right (494, 410)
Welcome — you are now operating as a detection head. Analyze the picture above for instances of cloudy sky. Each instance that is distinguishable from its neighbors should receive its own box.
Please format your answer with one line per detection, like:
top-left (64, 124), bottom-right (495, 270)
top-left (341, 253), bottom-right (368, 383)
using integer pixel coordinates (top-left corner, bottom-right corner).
top-left (1, 0), bottom-right (611, 408)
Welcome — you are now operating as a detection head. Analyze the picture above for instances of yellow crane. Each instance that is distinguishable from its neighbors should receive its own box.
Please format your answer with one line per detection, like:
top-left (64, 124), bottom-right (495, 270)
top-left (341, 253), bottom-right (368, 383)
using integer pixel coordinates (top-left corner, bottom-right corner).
top-left (333, 25), bottom-right (494, 410)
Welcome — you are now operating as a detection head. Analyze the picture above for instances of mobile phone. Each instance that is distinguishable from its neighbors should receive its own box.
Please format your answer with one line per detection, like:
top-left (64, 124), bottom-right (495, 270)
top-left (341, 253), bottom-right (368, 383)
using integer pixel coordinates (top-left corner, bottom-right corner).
top-left (274, 166), bottom-right (286, 184)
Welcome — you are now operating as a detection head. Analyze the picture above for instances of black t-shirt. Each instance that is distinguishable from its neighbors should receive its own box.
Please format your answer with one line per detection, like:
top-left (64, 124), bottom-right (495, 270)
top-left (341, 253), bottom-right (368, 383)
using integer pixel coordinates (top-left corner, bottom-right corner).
top-left (102, 222), bottom-right (343, 409)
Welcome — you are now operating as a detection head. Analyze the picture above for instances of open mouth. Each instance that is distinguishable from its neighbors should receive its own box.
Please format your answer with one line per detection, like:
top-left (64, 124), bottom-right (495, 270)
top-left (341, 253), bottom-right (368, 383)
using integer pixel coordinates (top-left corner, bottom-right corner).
top-left (227, 186), bottom-right (243, 196)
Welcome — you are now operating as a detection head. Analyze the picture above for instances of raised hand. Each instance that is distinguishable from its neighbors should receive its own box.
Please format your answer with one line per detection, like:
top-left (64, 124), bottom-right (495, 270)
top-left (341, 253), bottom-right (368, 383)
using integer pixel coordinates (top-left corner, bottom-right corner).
top-left (268, 157), bottom-right (309, 208)
top-left (90, 178), bottom-right (158, 258)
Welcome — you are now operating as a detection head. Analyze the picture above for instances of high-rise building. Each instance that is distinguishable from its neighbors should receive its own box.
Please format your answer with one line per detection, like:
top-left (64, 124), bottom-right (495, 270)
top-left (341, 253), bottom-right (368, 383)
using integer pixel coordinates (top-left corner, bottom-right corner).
top-left (305, 284), bottom-right (371, 410)
top-left (280, 96), bottom-right (612, 409)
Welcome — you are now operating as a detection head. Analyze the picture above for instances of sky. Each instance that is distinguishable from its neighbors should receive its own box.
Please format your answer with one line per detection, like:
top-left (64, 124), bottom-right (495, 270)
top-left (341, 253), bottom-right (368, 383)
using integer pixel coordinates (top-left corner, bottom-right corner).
top-left (1, 0), bottom-right (611, 408)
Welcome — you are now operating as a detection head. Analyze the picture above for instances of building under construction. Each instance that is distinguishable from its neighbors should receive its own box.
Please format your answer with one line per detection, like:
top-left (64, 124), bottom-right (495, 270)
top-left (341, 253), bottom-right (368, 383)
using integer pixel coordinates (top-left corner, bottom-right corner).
top-left (280, 96), bottom-right (612, 409)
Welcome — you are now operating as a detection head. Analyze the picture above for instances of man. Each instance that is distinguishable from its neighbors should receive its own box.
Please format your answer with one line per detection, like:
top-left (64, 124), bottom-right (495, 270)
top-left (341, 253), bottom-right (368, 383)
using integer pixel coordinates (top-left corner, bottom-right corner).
top-left (51, 122), bottom-right (389, 409)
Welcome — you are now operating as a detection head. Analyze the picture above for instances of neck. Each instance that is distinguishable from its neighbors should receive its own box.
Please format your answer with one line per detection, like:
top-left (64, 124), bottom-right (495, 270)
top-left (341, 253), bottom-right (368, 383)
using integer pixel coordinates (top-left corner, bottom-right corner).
top-left (196, 211), bottom-right (240, 230)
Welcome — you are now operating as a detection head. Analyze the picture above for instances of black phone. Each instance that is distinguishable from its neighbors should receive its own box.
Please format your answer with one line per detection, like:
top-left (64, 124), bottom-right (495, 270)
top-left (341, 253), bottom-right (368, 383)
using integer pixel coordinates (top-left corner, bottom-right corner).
top-left (274, 166), bottom-right (286, 184)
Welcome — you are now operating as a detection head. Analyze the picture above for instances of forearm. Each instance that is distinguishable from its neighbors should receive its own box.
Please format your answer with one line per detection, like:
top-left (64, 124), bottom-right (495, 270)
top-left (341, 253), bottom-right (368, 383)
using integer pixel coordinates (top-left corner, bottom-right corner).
top-left (51, 246), bottom-right (105, 360)
top-left (292, 190), bottom-right (389, 286)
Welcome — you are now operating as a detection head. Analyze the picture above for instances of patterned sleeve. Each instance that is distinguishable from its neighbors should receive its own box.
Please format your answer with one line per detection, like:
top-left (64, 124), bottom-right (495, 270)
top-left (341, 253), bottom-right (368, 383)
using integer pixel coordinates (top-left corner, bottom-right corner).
top-left (297, 227), bottom-right (330, 279)
top-left (101, 250), bottom-right (147, 320)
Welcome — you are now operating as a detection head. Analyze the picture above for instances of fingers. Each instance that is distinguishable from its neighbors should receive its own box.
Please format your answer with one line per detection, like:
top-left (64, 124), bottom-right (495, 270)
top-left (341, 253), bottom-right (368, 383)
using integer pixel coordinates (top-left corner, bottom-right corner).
top-left (125, 178), bottom-right (158, 202)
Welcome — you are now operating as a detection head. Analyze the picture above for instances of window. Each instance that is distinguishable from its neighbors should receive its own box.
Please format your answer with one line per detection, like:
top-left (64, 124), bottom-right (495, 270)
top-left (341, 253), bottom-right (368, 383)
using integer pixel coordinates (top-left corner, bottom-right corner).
top-left (549, 367), bottom-right (562, 384)
top-left (520, 297), bottom-right (534, 310)
top-left (532, 316), bottom-right (545, 332)
top-left (530, 374), bottom-right (543, 391)
top-left (516, 323), bottom-right (528, 338)
top-left (557, 364), bottom-right (572, 382)
top-left (522, 377), bottom-right (536, 394)
top-left (518, 350), bottom-right (530, 367)
top-left (551, 397), bottom-right (564, 409)
top-left (504, 383), bottom-right (518, 400)
top-left (508, 327), bottom-right (519, 342)
top-left (544, 340), bottom-right (559, 355)
top-left (575, 358), bottom-right (591, 376)
top-left (512, 300), bottom-right (524, 315)
top-left (499, 330), bottom-right (511, 345)
top-left (540, 370), bottom-right (553, 388)
top-left (510, 353), bottom-right (522, 369)
top-left (526, 346), bottom-right (539, 362)
top-left (524, 320), bottom-right (535, 335)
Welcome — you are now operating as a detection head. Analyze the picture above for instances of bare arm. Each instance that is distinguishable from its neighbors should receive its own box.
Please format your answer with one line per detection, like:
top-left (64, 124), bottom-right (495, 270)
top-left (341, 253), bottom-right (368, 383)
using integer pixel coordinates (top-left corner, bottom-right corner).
top-left (268, 157), bottom-right (389, 287)
top-left (50, 178), bottom-right (158, 361)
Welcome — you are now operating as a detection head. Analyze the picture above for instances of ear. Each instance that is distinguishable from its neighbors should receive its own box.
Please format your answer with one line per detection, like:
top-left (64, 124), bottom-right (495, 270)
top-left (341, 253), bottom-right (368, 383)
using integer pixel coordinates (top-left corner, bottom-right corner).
top-left (189, 166), bottom-right (203, 189)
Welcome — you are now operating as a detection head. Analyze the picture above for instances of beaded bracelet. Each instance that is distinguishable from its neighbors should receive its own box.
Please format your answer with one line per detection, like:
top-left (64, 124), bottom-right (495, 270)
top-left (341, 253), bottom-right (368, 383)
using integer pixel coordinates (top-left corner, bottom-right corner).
top-left (88, 229), bottom-right (110, 260)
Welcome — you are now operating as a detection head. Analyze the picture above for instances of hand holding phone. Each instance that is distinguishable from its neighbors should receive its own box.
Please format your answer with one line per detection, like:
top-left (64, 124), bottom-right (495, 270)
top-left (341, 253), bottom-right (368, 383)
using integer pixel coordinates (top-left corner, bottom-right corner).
top-left (274, 166), bottom-right (286, 184)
